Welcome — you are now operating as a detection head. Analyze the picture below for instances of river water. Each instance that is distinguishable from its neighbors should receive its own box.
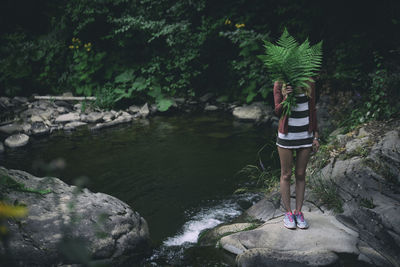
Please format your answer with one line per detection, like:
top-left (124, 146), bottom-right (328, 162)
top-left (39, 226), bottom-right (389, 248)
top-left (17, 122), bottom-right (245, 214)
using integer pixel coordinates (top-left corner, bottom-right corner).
top-left (0, 111), bottom-right (279, 265)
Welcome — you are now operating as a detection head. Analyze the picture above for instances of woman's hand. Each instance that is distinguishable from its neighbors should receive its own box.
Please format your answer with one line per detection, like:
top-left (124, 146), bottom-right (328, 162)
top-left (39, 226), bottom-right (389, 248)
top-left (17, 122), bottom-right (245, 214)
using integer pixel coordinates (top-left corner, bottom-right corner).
top-left (312, 139), bottom-right (320, 153)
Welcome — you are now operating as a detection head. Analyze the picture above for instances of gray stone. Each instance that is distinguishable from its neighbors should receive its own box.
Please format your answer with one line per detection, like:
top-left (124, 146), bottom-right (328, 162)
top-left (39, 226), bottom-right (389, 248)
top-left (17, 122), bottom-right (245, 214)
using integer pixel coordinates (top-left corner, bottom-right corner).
top-left (102, 112), bottom-right (115, 122)
top-left (233, 105), bottom-right (263, 121)
top-left (345, 136), bottom-right (369, 154)
top-left (30, 115), bottom-right (43, 123)
top-left (220, 213), bottom-right (359, 267)
top-left (204, 104), bottom-right (218, 111)
top-left (245, 192), bottom-right (283, 222)
top-left (55, 112), bottom-right (80, 123)
top-left (128, 105), bottom-right (141, 114)
top-left (22, 123), bottom-right (32, 134)
top-left (199, 93), bottom-right (214, 102)
top-left (0, 167), bottom-right (151, 266)
top-left (31, 123), bottom-right (50, 136)
top-left (140, 103), bottom-right (150, 118)
top-left (357, 127), bottom-right (369, 138)
top-left (64, 121), bottom-right (87, 131)
top-left (86, 112), bottom-right (104, 123)
top-left (90, 116), bottom-right (132, 131)
top-left (73, 103), bottom-right (82, 111)
top-left (0, 142), bottom-right (4, 153)
top-left (336, 134), bottom-right (351, 147)
top-left (36, 100), bottom-right (52, 110)
top-left (54, 100), bottom-right (72, 109)
top-left (4, 133), bottom-right (29, 148)
top-left (57, 107), bottom-right (69, 114)
top-left (12, 96), bottom-right (28, 104)
top-left (199, 223), bottom-right (254, 246)
top-left (39, 109), bottom-right (55, 121)
top-left (150, 103), bottom-right (158, 113)
top-left (0, 123), bottom-right (24, 135)
top-left (0, 96), bottom-right (12, 108)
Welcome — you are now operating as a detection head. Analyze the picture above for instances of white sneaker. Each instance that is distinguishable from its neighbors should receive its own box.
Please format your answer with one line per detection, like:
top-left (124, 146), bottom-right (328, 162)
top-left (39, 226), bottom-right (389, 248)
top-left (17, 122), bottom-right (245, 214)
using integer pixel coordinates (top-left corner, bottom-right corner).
top-left (283, 212), bottom-right (296, 229)
top-left (294, 211), bottom-right (309, 229)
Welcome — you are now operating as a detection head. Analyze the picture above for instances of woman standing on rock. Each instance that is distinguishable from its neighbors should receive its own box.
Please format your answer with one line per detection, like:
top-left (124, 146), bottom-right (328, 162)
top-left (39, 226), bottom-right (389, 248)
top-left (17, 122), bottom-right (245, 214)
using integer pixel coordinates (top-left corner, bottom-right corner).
top-left (273, 80), bottom-right (320, 229)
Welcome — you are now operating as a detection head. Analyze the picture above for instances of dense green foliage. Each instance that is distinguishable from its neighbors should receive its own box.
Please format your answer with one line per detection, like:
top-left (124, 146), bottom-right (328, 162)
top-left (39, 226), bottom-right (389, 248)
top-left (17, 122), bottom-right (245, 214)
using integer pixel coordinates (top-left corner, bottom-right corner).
top-left (0, 0), bottom-right (399, 113)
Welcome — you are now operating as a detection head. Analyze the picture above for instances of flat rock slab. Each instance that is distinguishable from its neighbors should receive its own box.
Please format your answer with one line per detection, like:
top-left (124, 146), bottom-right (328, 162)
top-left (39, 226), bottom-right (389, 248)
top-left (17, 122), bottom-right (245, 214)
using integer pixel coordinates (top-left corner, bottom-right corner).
top-left (220, 212), bottom-right (359, 266)
top-left (55, 112), bottom-right (80, 123)
top-left (0, 123), bottom-right (24, 135)
top-left (233, 106), bottom-right (262, 121)
top-left (4, 133), bottom-right (29, 148)
top-left (64, 121), bottom-right (87, 131)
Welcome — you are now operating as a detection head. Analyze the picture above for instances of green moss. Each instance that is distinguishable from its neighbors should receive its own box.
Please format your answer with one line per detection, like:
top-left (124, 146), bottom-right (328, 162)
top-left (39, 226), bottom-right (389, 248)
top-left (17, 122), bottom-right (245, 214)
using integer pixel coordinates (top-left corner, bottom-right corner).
top-left (340, 145), bottom-right (369, 160)
top-left (0, 172), bottom-right (52, 196)
top-left (309, 176), bottom-right (343, 213)
top-left (359, 197), bottom-right (376, 209)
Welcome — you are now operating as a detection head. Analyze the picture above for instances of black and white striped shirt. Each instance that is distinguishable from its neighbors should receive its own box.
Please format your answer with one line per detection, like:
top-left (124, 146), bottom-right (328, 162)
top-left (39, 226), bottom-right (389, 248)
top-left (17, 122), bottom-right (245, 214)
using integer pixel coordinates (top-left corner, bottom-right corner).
top-left (276, 93), bottom-right (314, 149)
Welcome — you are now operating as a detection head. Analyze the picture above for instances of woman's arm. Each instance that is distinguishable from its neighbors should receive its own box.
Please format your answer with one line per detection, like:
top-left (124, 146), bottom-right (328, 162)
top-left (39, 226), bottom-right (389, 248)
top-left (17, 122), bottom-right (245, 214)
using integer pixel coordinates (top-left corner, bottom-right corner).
top-left (273, 81), bottom-right (287, 117)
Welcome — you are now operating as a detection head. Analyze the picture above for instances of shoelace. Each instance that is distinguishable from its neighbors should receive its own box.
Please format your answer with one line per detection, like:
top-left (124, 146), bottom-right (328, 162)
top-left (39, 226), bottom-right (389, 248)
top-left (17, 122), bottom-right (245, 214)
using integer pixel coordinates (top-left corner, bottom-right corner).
top-left (296, 212), bottom-right (304, 222)
top-left (286, 212), bottom-right (294, 222)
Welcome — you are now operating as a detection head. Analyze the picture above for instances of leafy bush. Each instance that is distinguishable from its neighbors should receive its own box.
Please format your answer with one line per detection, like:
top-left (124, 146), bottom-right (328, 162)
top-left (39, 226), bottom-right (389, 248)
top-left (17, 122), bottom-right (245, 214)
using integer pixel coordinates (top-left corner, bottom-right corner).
top-left (338, 52), bottom-right (400, 132)
top-left (66, 38), bottom-right (106, 97)
top-left (220, 27), bottom-right (270, 103)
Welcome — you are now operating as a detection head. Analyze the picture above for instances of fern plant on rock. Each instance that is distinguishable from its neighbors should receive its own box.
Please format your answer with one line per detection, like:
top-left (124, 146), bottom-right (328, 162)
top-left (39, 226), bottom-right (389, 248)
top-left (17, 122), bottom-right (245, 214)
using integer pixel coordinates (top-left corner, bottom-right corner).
top-left (258, 28), bottom-right (323, 117)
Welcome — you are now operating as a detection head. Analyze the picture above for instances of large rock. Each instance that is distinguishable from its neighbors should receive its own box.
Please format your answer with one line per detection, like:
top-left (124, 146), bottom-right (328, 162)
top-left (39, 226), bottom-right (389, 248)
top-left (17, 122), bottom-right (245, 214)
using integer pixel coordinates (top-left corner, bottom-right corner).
top-left (233, 105), bottom-right (263, 121)
top-left (4, 133), bottom-right (29, 148)
top-left (217, 119), bottom-right (400, 267)
top-left (0, 123), bottom-right (24, 135)
top-left (316, 121), bottom-right (400, 266)
top-left (221, 212), bottom-right (359, 266)
top-left (0, 167), bottom-right (151, 266)
top-left (55, 112), bottom-right (80, 123)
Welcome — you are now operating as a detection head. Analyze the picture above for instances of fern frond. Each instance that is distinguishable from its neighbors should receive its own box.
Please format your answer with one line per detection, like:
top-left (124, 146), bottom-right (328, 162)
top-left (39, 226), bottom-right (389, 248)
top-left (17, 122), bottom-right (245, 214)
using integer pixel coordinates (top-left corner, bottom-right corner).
top-left (258, 28), bottom-right (323, 117)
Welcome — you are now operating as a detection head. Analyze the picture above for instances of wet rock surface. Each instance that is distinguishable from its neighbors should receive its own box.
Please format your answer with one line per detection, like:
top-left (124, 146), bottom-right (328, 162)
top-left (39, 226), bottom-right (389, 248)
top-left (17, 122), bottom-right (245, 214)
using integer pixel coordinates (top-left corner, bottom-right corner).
top-left (0, 167), bottom-right (151, 266)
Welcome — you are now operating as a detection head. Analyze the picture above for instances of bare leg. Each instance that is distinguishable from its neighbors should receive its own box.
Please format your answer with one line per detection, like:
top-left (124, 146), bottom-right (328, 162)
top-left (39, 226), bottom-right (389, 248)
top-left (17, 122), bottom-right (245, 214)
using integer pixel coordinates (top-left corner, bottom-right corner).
top-left (278, 146), bottom-right (294, 213)
top-left (294, 147), bottom-right (311, 212)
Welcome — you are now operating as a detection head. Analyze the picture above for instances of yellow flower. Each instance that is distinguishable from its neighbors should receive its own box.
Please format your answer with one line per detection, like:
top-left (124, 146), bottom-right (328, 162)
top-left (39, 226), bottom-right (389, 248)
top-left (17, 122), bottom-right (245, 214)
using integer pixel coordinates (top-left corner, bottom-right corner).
top-left (224, 19), bottom-right (231, 25)
top-left (75, 45), bottom-right (79, 49)
top-left (69, 45), bottom-right (74, 49)
top-left (0, 202), bottom-right (28, 218)
top-left (86, 48), bottom-right (91, 52)
top-left (235, 23), bottom-right (245, 28)
top-left (0, 225), bottom-right (7, 235)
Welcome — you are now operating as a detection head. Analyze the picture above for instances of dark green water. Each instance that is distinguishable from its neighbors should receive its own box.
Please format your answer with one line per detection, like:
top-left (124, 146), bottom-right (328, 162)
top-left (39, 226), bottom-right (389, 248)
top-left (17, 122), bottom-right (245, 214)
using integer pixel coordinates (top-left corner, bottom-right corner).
top-left (0, 112), bottom-right (278, 264)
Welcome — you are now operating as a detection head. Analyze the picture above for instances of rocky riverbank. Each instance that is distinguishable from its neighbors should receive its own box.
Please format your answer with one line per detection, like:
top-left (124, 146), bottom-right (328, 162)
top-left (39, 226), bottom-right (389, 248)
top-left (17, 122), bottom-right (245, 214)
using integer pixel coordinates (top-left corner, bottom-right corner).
top-left (202, 118), bottom-right (400, 267)
top-left (0, 166), bottom-right (151, 266)
top-left (0, 93), bottom-right (279, 150)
